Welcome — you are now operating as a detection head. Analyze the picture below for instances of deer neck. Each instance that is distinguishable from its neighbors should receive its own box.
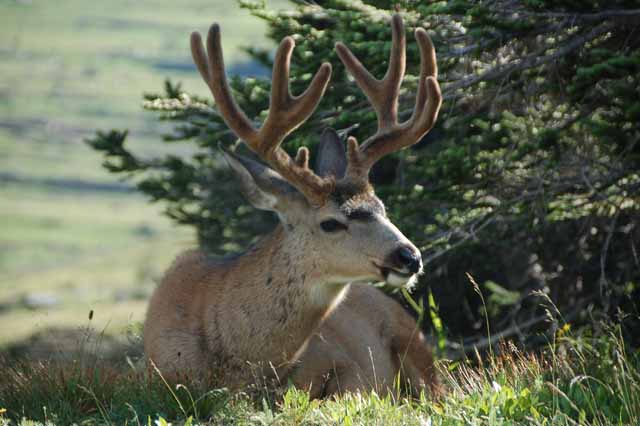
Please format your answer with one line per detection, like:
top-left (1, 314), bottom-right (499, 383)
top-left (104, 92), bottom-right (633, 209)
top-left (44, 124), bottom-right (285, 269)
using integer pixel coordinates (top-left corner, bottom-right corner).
top-left (220, 224), bottom-right (350, 368)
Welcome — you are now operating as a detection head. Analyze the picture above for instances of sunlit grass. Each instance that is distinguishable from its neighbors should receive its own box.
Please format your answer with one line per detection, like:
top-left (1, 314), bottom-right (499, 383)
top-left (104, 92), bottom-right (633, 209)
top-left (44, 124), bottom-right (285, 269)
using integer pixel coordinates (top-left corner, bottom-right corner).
top-left (0, 0), bottom-right (287, 129)
top-left (0, 181), bottom-right (194, 346)
top-left (0, 327), bottom-right (637, 425)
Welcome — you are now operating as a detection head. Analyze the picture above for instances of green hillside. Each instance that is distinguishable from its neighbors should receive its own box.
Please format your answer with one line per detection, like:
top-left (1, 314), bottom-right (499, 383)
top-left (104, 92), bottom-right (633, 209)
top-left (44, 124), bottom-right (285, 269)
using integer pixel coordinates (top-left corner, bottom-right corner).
top-left (0, 0), bottom-right (286, 347)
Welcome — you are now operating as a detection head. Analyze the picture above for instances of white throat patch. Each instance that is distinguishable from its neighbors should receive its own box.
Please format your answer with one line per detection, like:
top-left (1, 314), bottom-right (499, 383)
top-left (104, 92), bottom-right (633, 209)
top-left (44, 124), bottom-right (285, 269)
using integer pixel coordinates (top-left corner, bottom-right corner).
top-left (309, 281), bottom-right (350, 309)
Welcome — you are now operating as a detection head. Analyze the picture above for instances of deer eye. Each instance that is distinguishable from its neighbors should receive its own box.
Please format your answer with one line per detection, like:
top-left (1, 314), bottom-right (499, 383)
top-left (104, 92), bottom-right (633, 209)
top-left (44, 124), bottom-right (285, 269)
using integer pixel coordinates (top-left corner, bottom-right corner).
top-left (320, 219), bottom-right (348, 233)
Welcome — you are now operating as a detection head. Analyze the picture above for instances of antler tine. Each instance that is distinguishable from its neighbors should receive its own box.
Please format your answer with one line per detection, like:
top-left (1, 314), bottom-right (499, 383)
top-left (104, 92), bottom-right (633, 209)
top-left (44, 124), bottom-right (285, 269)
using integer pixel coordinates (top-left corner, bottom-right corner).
top-left (260, 37), bottom-right (333, 152)
top-left (191, 23), bottom-right (334, 206)
top-left (191, 26), bottom-right (257, 143)
top-left (336, 14), bottom-right (442, 183)
top-left (409, 28), bottom-right (439, 129)
top-left (335, 14), bottom-right (406, 129)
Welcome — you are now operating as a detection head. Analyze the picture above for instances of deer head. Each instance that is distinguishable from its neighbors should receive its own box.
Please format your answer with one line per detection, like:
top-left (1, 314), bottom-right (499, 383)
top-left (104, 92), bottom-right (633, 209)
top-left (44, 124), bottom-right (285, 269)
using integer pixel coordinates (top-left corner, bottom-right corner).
top-left (190, 14), bottom-right (442, 288)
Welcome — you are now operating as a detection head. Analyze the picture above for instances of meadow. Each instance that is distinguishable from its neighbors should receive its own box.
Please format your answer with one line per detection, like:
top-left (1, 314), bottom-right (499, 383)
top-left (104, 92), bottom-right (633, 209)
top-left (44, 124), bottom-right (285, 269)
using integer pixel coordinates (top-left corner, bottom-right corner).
top-left (0, 0), bottom-right (284, 348)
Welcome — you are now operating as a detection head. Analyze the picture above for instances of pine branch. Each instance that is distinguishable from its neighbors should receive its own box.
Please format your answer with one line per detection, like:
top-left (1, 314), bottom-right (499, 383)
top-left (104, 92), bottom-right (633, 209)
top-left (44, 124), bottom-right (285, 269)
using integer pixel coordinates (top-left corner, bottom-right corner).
top-left (443, 21), bottom-right (615, 96)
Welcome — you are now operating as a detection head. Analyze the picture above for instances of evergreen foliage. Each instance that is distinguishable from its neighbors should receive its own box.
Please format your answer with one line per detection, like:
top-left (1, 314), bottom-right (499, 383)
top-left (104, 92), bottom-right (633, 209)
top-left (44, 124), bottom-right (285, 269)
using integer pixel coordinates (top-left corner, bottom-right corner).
top-left (87, 1), bottom-right (640, 346)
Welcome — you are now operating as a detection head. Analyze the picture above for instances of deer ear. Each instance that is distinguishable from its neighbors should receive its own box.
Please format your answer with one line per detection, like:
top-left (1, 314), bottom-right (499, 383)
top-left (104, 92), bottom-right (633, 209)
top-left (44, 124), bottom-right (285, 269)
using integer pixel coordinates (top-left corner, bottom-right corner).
top-left (315, 128), bottom-right (347, 178)
top-left (222, 146), bottom-right (300, 212)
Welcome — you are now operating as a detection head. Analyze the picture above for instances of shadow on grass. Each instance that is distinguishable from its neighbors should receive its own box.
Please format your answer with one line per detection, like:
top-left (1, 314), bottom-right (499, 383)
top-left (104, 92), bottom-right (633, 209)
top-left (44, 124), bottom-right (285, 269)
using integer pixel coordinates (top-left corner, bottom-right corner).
top-left (0, 327), bottom-right (240, 425)
top-left (1, 326), bottom-right (141, 367)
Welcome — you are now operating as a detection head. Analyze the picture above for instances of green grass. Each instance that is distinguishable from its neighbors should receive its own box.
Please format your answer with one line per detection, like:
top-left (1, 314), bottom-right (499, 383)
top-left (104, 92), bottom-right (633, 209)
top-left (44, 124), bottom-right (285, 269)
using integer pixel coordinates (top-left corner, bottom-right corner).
top-left (1, 327), bottom-right (638, 425)
top-left (0, 0), bottom-right (287, 140)
top-left (0, 180), bottom-right (194, 346)
top-left (0, 0), bottom-right (287, 348)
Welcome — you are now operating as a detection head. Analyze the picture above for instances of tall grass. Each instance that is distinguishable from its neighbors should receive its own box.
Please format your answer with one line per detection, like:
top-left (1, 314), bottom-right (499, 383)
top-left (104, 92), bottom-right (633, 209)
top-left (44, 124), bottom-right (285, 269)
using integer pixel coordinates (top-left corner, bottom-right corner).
top-left (1, 326), bottom-right (637, 425)
top-left (435, 329), bottom-right (639, 425)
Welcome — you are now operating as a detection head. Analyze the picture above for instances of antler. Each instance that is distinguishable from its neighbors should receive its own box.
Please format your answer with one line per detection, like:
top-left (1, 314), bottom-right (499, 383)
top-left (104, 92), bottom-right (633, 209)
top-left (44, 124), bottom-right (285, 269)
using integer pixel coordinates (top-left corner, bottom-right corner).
top-left (335, 14), bottom-right (442, 184)
top-left (191, 24), bottom-right (334, 206)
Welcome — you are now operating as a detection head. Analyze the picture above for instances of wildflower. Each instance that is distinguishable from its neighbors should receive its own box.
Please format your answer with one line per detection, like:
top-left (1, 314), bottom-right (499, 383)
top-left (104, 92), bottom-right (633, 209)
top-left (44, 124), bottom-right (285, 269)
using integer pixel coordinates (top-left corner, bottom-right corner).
top-left (420, 416), bottom-right (432, 426)
top-left (557, 322), bottom-right (571, 338)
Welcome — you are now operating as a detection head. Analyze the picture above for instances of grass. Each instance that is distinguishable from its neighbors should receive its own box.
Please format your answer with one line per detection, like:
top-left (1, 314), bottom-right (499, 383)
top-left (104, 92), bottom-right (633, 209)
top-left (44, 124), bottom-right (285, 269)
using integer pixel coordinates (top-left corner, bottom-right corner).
top-left (0, 326), bottom-right (638, 425)
top-left (0, 179), bottom-right (194, 346)
top-left (0, 0), bottom-right (287, 348)
top-left (0, 0), bottom-right (285, 139)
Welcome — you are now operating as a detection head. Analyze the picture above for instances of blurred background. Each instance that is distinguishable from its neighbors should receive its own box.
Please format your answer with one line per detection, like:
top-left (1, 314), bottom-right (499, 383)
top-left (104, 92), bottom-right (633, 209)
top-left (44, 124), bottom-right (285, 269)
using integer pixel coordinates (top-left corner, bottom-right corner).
top-left (0, 0), bottom-right (285, 354)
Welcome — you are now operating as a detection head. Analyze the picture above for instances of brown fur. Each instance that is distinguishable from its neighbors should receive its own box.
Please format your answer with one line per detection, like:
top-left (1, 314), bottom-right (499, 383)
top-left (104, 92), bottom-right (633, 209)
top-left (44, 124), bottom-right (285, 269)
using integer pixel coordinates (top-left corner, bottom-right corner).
top-left (291, 283), bottom-right (439, 398)
top-left (144, 241), bottom-right (438, 396)
top-left (144, 226), bottom-right (342, 387)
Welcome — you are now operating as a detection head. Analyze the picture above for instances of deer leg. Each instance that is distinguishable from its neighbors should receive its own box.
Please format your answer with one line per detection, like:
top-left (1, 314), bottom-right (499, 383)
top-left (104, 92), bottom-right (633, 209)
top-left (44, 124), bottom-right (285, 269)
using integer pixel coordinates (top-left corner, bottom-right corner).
top-left (321, 361), bottom-right (372, 397)
top-left (290, 332), bottom-right (373, 398)
top-left (389, 304), bottom-right (441, 398)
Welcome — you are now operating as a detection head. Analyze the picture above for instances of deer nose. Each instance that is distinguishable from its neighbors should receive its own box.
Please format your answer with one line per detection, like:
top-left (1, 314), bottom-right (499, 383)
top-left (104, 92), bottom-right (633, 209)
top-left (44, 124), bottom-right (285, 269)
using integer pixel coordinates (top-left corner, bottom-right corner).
top-left (394, 245), bottom-right (422, 274)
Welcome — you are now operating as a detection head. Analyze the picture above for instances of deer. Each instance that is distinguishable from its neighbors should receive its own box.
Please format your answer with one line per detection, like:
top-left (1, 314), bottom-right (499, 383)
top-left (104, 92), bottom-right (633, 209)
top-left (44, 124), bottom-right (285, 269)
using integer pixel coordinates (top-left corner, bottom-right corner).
top-left (143, 13), bottom-right (442, 397)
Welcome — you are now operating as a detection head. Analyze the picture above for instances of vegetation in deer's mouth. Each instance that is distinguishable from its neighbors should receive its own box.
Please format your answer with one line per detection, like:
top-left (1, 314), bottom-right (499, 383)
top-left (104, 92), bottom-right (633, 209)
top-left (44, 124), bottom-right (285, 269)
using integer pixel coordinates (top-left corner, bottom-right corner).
top-left (381, 266), bottom-right (412, 280)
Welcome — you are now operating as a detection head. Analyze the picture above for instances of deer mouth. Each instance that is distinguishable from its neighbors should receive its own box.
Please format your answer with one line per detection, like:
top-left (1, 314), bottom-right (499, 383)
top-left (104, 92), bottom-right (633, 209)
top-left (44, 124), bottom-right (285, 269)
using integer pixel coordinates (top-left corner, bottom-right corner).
top-left (374, 263), bottom-right (417, 288)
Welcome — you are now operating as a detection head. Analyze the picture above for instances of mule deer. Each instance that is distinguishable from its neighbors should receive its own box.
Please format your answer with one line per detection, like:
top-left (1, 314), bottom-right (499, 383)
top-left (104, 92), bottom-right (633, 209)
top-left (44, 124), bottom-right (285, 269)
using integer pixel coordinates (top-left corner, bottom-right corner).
top-left (144, 14), bottom-right (442, 396)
